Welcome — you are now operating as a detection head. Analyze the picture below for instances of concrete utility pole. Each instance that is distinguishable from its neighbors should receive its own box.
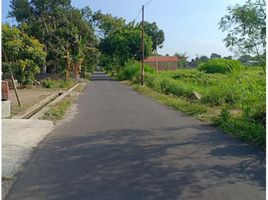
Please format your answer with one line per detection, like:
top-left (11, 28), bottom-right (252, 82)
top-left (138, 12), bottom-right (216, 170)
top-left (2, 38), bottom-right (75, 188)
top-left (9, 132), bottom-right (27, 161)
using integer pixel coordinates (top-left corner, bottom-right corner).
top-left (155, 38), bottom-right (159, 75)
top-left (141, 5), bottom-right (145, 86)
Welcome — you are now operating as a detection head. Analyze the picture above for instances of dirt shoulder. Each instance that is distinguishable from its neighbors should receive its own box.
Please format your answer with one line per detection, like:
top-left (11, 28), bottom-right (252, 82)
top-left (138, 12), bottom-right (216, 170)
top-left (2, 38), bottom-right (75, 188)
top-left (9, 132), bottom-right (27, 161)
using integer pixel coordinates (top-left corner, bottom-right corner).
top-left (10, 87), bottom-right (60, 117)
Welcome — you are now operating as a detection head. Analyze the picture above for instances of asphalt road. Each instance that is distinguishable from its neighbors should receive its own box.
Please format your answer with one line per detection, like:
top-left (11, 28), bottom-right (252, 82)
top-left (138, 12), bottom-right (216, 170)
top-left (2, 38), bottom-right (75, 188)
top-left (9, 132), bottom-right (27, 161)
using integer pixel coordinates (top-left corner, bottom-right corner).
top-left (6, 72), bottom-right (265, 200)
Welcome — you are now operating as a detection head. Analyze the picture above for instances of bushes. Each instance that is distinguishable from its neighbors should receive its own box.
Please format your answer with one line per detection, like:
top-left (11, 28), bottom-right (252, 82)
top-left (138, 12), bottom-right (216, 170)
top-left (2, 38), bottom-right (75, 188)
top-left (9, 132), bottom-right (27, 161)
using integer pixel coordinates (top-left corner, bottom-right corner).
top-left (117, 61), bottom-right (155, 81)
top-left (42, 78), bottom-right (75, 89)
top-left (117, 63), bottom-right (140, 81)
top-left (144, 74), bottom-right (203, 100)
top-left (2, 24), bottom-right (46, 85)
top-left (198, 59), bottom-right (241, 74)
top-left (215, 109), bottom-right (265, 148)
top-left (157, 77), bottom-right (194, 98)
top-left (42, 78), bottom-right (54, 88)
top-left (201, 82), bottom-right (241, 106)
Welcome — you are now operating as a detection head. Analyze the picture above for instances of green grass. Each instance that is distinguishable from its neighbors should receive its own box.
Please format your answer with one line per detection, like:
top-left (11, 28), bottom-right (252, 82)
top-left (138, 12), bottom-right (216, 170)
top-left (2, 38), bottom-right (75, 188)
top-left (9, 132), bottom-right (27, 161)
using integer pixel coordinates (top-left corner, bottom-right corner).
top-left (214, 109), bottom-right (265, 148)
top-left (42, 97), bottom-right (73, 123)
top-left (198, 58), bottom-right (241, 74)
top-left (132, 83), bottom-right (216, 122)
top-left (42, 79), bottom-right (76, 89)
top-left (119, 63), bottom-right (265, 148)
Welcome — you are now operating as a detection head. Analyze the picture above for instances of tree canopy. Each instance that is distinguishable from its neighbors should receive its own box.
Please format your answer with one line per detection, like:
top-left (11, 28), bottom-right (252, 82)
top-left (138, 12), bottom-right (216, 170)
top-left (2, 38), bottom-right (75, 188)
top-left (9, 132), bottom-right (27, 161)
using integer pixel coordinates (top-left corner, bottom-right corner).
top-left (92, 11), bottom-right (157, 72)
top-left (210, 53), bottom-right (221, 59)
top-left (9, 0), bottom-right (99, 74)
top-left (2, 24), bottom-right (46, 84)
top-left (219, 0), bottom-right (266, 66)
top-left (140, 21), bottom-right (165, 51)
top-left (5, 2), bottom-right (164, 79)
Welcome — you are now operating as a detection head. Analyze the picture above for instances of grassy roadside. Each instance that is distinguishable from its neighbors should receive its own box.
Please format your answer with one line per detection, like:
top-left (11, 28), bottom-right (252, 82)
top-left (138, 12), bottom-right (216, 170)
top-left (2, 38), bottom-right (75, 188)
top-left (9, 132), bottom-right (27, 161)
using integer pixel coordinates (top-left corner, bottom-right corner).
top-left (41, 79), bottom-right (76, 89)
top-left (41, 96), bottom-right (75, 123)
top-left (126, 81), bottom-right (265, 149)
top-left (126, 81), bottom-right (218, 122)
top-left (40, 82), bottom-right (88, 123)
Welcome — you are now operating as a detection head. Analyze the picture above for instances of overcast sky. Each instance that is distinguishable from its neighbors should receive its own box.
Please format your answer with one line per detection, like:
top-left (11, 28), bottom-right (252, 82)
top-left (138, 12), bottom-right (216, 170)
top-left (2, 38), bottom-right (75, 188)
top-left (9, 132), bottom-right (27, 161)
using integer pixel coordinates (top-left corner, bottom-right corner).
top-left (2, 0), bottom-right (246, 59)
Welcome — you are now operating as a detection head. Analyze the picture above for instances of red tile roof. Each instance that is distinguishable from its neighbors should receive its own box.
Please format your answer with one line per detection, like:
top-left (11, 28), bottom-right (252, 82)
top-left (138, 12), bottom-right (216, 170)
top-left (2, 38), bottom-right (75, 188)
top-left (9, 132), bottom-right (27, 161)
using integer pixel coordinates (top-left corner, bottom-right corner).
top-left (144, 56), bottom-right (179, 62)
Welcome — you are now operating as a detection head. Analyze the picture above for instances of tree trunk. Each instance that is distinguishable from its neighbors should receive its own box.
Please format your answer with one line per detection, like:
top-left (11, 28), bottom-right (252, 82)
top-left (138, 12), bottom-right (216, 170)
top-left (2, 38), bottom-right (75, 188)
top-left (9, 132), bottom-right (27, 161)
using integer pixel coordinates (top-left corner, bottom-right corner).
top-left (42, 45), bottom-right (48, 74)
top-left (65, 44), bottom-right (70, 81)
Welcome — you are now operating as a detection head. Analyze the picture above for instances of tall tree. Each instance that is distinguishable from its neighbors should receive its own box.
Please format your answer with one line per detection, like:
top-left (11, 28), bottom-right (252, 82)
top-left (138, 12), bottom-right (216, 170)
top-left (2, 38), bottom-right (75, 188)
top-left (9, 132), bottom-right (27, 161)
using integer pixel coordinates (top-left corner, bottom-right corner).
top-left (2, 24), bottom-right (46, 84)
top-left (138, 21), bottom-right (165, 51)
top-left (219, 0), bottom-right (266, 67)
top-left (99, 27), bottom-right (153, 68)
top-left (92, 11), bottom-right (126, 38)
top-left (9, 0), bottom-right (98, 74)
top-left (93, 11), bottom-right (154, 71)
top-left (9, 0), bottom-right (72, 73)
top-left (210, 53), bottom-right (221, 59)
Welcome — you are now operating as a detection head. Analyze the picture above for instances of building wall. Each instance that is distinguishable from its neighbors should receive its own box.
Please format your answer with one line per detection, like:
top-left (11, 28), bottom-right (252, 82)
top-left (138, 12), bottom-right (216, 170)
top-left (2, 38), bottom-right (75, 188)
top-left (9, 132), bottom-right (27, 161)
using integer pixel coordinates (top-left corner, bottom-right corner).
top-left (144, 61), bottom-right (178, 71)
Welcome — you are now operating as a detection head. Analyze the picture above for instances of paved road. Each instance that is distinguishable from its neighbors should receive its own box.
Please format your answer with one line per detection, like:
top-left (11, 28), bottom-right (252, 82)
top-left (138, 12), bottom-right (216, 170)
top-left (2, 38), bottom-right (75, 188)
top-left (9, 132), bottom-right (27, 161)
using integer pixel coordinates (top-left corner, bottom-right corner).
top-left (6, 72), bottom-right (265, 200)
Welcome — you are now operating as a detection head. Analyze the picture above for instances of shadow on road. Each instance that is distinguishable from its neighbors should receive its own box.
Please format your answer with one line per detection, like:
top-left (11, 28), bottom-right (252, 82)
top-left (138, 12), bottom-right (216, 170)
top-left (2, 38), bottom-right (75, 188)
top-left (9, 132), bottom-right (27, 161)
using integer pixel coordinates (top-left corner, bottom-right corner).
top-left (8, 126), bottom-right (265, 200)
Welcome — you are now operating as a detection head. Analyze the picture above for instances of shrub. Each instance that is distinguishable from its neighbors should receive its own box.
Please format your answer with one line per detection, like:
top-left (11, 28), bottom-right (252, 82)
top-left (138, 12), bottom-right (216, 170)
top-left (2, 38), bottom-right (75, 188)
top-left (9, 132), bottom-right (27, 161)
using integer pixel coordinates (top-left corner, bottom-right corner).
top-left (198, 59), bottom-right (241, 74)
top-left (159, 78), bottom-right (193, 97)
top-left (84, 72), bottom-right (91, 80)
top-left (2, 24), bottom-right (46, 85)
top-left (118, 61), bottom-right (155, 81)
top-left (202, 84), bottom-right (241, 106)
top-left (42, 78), bottom-right (75, 89)
top-left (118, 64), bottom-right (140, 81)
top-left (215, 109), bottom-right (265, 148)
top-left (144, 74), bottom-right (198, 99)
top-left (42, 78), bottom-right (54, 88)
top-left (58, 80), bottom-right (75, 89)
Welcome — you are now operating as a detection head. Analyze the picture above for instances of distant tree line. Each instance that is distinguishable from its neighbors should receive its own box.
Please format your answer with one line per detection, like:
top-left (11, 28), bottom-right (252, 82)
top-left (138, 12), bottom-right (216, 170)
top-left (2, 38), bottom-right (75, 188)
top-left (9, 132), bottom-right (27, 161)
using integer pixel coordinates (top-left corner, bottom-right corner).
top-left (2, 0), bottom-right (165, 82)
top-left (2, 0), bottom-right (265, 84)
top-left (2, 1), bottom-right (100, 83)
top-left (93, 11), bottom-right (165, 73)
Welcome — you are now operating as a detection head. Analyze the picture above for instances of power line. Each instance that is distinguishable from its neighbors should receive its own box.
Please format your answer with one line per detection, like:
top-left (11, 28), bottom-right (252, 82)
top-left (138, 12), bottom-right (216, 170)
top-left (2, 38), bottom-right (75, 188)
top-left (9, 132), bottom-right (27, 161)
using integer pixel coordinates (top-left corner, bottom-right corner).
top-left (134, 8), bottom-right (142, 22)
top-left (144, 0), bottom-right (154, 7)
top-left (133, 0), bottom-right (153, 22)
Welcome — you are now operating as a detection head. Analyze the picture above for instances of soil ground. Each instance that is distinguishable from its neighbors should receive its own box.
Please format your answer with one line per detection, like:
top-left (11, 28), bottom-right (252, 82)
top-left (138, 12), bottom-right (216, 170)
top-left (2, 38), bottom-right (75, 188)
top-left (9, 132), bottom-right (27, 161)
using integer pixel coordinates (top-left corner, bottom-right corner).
top-left (10, 87), bottom-right (60, 116)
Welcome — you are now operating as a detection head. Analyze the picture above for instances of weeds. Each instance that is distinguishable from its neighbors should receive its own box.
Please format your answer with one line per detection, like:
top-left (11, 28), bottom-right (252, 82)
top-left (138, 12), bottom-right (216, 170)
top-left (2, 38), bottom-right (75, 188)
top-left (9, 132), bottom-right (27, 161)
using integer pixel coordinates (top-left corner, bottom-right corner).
top-left (42, 78), bottom-right (75, 89)
top-left (42, 97), bottom-right (73, 122)
top-left (119, 63), bottom-right (265, 148)
top-left (198, 58), bottom-right (241, 74)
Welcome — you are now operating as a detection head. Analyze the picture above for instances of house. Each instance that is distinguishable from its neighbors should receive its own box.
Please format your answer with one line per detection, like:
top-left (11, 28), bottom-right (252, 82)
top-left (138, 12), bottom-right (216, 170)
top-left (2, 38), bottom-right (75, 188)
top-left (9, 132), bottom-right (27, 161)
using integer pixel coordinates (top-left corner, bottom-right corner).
top-left (144, 56), bottom-right (179, 71)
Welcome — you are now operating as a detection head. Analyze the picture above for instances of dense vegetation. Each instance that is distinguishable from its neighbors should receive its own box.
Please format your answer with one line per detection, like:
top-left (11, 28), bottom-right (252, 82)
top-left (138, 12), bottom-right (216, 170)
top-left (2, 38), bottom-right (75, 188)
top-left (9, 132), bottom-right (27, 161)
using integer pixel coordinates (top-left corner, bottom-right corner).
top-left (3, 1), bottom-right (101, 83)
top-left (3, 0), bottom-right (165, 84)
top-left (95, 12), bottom-right (164, 73)
top-left (219, 0), bottom-right (266, 67)
top-left (118, 60), bottom-right (265, 148)
top-left (2, 24), bottom-right (46, 84)
top-left (198, 59), bottom-right (241, 74)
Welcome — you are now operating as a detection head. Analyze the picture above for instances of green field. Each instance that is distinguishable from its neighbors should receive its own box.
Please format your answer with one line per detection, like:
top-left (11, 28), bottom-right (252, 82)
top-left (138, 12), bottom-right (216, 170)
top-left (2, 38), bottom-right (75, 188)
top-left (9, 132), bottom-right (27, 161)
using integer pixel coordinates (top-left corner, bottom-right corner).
top-left (118, 62), bottom-right (266, 148)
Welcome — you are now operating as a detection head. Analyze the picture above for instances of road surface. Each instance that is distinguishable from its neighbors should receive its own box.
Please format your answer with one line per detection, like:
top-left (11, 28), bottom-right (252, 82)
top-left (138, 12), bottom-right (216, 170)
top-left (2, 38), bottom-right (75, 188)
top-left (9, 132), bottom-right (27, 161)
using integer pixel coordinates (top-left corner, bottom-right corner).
top-left (6, 72), bottom-right (265, 200)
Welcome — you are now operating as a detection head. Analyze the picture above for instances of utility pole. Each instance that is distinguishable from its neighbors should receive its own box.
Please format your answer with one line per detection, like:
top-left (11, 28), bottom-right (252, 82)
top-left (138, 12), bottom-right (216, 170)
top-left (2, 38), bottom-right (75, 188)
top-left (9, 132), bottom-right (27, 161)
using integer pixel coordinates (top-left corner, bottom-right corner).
top-left (155, 38), bottom-right (158, 75)
top-left (141, 5), bottom-right (145, 86)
